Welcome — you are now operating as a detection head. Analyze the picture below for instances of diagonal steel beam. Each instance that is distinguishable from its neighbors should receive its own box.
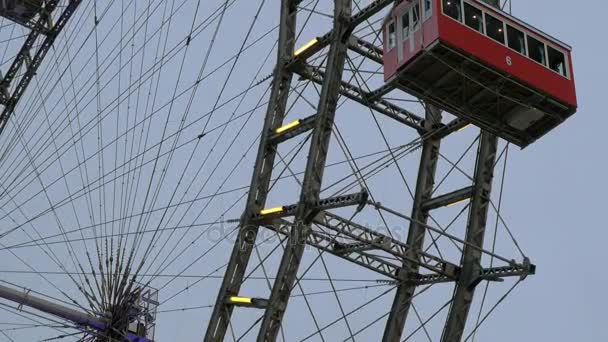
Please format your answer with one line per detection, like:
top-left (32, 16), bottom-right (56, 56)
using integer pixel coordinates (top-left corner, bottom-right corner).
top-left (264, 218), bottom-right (403, 280)
top-left (263, 212), bottom-right (533, 286)
top-left (256, 1), bottom-right (353, 340)
top-left (288, 18), bottom-right (473, 139)
top-left (337, 35), bottom-right (476, 139)
top-left (295, 35), bottom-right (472, 138)
top-left (286, 0), bottom-right (394, 66)
top-left (294, 65), bottom-right (424, 130)
top-left (0, 0), bottom-right (81, 136)
top-left (441, 1), bottom-right (504, 338)
top-left (203, 1), bottom-right (298, 340)
top-left (314, 210), bottom-right (458, 278)
top-left (441, 131), bottom-right (499, 342)
top-left (382, 105), bottom-right (443, 342)
top-left (349, 0), bottom-right (394, 29)
top-left (348, 35), bottom-right (383, 65)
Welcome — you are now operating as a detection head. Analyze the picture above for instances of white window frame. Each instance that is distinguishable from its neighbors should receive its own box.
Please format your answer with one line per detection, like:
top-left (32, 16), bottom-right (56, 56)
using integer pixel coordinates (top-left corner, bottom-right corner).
top-left (505, 24), bottom-right (527, 56)
top-left (412, 1), bottom-right (422, 32)
top-left (526, 33), bottom-right (548, 67)
top-left (462, 1), bottom-right (485, 34)
top-left (423, 0), bottom-right (433, 21)
top-left (401, 10), bottom-right (410, 38)
top-left (546, 45), bottom-right (568, 78)
top-left (441, 0), bottom-right (463, 23)
top-left (483, 11), bottom-right (506, 45)
top-left (527, 31), bottom-right (570, 79)
top-left (387, 20), bottom-right (396, 50)
top-left (439, 0), bottom-right (572, 80)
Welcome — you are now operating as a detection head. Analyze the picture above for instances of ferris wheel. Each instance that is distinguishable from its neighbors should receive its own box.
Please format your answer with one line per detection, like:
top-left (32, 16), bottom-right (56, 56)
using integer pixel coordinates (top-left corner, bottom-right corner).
top-left (0, 0), bottom-right (577, 341)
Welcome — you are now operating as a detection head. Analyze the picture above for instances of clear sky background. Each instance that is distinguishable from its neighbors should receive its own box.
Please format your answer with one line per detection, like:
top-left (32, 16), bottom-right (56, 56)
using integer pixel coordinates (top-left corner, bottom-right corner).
top-left (0, 0), bottom-right (604, 341)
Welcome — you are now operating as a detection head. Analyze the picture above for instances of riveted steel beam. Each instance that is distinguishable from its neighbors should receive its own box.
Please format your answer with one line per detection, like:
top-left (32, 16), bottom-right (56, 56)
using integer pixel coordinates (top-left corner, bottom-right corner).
top-left (348, 35), bottom-right (384, 65)
top-left (349, 0), bottom-right (394, 29)
top-left (0, 0), bottom-right (81, 136)
top-left (383, 105), bottom-right (443, 342)
top-left (268, 114), bottom-right (317, 144)
top-left (253, 191), bottom-right (368, 222)
top-left (415, 260), bottom-right (535, 286)
top-left (314, 211), bottom-right (459, 278)
top-left (443, 11), bottom-right (505, 342)
top-left (256, 1), bottom-right (353, 340)
top-left (263, 215), bottom-right (532, 287)
top-left (286, 0), bottom-right (394, 67)
top-left (422, 186), bottom-right (475, 211)
top-left (441, 131), bottom-right (499, 342)
top-left (264, 218), bottom-right (403, 280)
top-left (294, 65), bottom-right (424, 131)
top-left (203, 1), bottom-right (298, 340)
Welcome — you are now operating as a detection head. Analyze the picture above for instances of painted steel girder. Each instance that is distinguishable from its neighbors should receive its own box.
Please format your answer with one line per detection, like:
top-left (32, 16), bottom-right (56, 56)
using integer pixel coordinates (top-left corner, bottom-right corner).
top-left (314, 211), bottom-right (458, 278)
top-left (256, 1), bottom-right (353, 340)
top-left (287, 18), bottom-right (473, 141)
top-left (251, 191), bottom-right (368, 222)
top-left (0, 0), bottom-right (81, 136)
top-left (286, 0), bottom-right (394, 66)
top-left (0, 0), bottom-right (65, 96)
top-left (264, 218), bottom-right (402, 280)
top-left (290, 30), bottom-right (474, 139)
top-left (0, 0), bottom-right (50, 32)
top-left (422, 186), bottom-right (475, 211)
top-left (294, 64), bottom-right (424, 131)
top-left (344, 36), bottom-right (475, 138)
top-left (383, 106), bottom-right (443, 342)
top-left (202, 0), bottom-right (298, 340)
top-left (348, 35), bottom-right (383, 65)
top-left (267, 113), bottom-right (317, 144)
top-left (262, 214), bottom-right (452, 284)
top-left (350, 0), bottom-right (395, 28)
top-left (294, 45), bottom-right (469, 139)
top-left (441, 131), bottom-right (499, 342)
top-left (261, 212), bottom-right (533, 285)
top-left (415, 261), bottom-right (535, 286)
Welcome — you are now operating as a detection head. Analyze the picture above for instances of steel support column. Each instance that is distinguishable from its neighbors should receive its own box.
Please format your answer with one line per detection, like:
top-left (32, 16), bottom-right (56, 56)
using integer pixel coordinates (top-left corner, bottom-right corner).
top-left (440, 131), bottom-right (499, 342)
top-left (256, 1), bottom-right (352, 340)
top-left (382, 105), bottom-right (443, 342)
top-left (441, 0), bottom-right (502, 339)
top-left (202, 1), bottom-right (297, 340)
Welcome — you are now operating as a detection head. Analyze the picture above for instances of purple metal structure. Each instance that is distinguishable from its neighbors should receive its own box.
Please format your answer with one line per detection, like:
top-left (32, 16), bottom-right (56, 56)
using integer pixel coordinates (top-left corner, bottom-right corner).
top-left (0, 283), bottom-right (154, 341)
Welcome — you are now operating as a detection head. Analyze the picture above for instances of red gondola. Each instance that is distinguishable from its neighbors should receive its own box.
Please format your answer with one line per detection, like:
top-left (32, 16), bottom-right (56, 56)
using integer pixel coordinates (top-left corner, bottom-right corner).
top-left (382, 0), bottom-right (577, 147)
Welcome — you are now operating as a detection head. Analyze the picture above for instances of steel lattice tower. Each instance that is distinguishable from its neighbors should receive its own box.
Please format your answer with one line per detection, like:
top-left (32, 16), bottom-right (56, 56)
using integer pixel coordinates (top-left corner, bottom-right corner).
top-left (0, 0), bottom-right (81, 136)
top-left (205, 0), bottom-right (534, 341)
top-left (0, 0), bottom-right (558, 340)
